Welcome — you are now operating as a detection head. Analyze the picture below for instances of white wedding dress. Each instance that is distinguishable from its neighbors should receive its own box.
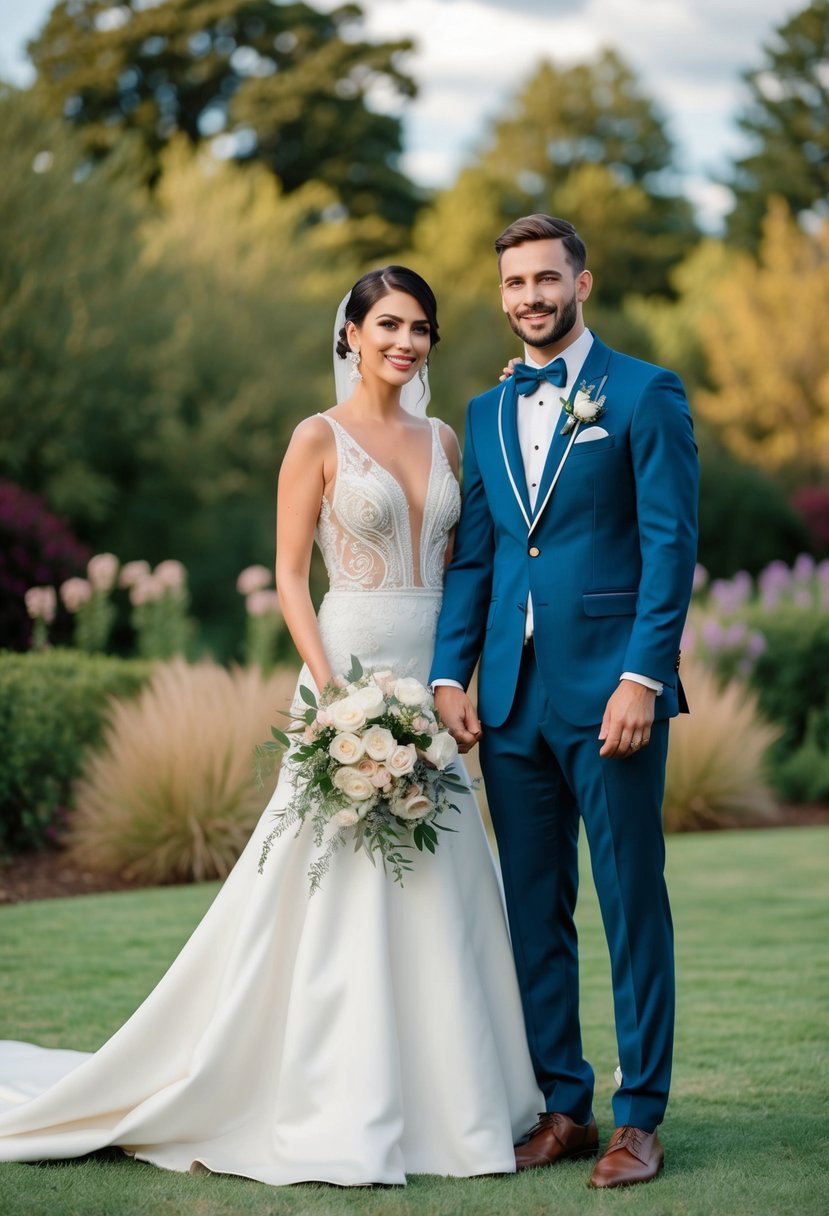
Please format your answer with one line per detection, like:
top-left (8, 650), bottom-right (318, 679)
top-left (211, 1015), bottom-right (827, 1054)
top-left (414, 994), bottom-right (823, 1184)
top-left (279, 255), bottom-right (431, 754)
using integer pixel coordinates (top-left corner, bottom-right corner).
top-left (0, 413), bottom-right (542, 1186)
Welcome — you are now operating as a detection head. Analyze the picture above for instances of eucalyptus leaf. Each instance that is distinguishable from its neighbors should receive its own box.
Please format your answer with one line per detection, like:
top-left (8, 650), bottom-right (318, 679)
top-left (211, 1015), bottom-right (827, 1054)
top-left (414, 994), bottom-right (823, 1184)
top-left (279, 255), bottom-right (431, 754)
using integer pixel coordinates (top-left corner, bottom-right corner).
top-left (299, 684), bottom-right (317, 708)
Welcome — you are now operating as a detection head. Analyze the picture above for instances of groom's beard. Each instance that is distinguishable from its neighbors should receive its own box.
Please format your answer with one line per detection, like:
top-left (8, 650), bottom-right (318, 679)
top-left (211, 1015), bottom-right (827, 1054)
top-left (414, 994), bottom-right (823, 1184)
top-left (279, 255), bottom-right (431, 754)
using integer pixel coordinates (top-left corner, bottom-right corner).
top-left (508, 291), bottom-right (578, 349)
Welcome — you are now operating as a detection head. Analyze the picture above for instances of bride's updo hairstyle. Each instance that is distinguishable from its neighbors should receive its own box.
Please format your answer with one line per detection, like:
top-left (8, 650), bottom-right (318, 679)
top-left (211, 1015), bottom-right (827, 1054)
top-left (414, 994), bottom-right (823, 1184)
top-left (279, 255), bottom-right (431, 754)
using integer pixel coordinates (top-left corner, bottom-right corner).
top-left (335, 266), bottom-right (440, 358)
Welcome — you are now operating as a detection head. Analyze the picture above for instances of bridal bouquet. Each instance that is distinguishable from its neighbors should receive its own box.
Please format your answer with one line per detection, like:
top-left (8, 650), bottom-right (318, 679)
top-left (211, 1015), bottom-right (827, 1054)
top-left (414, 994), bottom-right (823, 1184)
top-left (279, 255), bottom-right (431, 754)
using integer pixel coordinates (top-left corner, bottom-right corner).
top-left (257, 657), bottom-right (468, 892)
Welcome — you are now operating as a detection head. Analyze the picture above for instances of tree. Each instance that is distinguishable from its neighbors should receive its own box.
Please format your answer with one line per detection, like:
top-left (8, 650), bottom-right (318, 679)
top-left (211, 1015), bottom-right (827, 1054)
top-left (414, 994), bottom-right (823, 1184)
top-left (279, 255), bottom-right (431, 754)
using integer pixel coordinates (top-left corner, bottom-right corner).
top-left (29, 0), bottom-right (420, 235)
top-left (0, 86), bottom-right (364, 656)
top-left (410, 53), bottom-right (698, 312)
top-left (697, 199), bottom-right (829, 477)
top-left (727, 0), bottom-right (829, 247)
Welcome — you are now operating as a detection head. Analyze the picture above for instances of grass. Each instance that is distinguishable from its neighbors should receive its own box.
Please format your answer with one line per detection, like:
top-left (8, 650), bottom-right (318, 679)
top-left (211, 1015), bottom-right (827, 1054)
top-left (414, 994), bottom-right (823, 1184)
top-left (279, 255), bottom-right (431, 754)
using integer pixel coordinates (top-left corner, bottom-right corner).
top-left (1, 827), bottom-right (828, 1215)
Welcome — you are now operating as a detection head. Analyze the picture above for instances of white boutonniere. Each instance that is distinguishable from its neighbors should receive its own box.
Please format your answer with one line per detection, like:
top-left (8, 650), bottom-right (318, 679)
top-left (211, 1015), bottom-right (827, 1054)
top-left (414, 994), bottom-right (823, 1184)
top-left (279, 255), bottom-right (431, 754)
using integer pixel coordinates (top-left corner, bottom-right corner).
top-left (560, 381), bottom-right (607, 435)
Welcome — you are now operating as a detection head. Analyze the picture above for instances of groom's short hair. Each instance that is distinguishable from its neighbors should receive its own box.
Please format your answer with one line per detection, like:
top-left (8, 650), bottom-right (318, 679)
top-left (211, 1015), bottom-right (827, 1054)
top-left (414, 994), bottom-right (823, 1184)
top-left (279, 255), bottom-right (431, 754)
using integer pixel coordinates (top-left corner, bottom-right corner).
top-left (494, 215), bottom-right (587, 274)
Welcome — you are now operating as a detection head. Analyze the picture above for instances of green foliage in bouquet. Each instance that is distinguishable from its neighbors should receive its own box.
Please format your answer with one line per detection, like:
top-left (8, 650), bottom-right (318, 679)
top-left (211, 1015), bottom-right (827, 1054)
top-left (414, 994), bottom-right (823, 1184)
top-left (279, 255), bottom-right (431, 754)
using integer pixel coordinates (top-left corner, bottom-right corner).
top-left (0, 650), bottom-right (152, 854)
top-left (257, 657), bottom-right (468, 892)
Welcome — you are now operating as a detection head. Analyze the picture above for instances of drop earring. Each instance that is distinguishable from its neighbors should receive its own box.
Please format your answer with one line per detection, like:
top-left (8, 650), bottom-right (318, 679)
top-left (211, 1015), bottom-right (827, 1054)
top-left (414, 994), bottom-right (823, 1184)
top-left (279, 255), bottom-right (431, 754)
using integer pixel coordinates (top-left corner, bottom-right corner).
top-left (347, 348), bottom-right (362, 383)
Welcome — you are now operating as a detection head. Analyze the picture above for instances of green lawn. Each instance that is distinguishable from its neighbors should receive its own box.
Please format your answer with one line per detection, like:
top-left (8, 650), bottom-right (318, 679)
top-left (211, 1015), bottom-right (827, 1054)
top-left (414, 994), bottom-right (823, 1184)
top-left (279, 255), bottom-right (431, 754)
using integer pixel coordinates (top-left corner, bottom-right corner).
top-left (1, 827), bottom-right (827, 1216)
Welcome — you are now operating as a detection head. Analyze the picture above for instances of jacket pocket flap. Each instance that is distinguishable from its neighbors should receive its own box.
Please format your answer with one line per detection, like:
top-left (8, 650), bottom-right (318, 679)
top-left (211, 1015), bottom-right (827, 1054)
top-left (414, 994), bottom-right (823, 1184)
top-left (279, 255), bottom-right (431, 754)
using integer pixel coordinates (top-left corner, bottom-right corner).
top-left (582, 591), bottom-right (638, 617)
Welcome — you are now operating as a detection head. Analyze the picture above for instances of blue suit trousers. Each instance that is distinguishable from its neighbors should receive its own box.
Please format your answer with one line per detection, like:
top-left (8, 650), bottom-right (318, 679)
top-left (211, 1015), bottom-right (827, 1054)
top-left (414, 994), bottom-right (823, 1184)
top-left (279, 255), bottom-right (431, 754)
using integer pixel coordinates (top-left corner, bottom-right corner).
top-left (480, 645), bottom-right (674, 1133)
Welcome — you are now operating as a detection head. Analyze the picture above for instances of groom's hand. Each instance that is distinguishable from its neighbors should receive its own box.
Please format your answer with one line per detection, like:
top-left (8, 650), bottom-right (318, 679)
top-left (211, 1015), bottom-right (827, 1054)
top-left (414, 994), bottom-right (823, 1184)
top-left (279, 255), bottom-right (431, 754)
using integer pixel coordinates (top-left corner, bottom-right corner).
top-left (433, 687), bottom-right (482, 753)
top-left (599, 680), bottom-right (656, 758)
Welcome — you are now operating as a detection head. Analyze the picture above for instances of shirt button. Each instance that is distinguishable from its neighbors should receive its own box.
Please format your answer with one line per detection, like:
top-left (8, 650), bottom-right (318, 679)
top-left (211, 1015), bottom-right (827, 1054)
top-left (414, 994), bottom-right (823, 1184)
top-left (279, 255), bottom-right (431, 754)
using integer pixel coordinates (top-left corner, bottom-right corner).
top-left (534, 444), bottom-right (539, 450)
top-left (529, 546), bottom-right (540, 557)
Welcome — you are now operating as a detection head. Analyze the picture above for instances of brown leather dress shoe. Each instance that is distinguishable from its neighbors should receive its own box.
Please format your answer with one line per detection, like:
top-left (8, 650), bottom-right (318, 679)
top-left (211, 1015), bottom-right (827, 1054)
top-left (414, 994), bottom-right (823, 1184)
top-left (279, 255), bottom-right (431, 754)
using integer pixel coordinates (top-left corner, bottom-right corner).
top-left (514, 1112), bottom-right (599, 1170)
top-left (588, 1125), bottom-right (664, 1188)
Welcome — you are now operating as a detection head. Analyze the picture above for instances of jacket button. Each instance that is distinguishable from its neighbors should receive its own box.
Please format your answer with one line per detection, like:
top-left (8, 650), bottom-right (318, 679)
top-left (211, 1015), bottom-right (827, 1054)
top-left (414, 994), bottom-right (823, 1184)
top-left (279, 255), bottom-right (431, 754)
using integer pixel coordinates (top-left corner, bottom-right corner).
top-left (529, 546), bottom-right (540, 557)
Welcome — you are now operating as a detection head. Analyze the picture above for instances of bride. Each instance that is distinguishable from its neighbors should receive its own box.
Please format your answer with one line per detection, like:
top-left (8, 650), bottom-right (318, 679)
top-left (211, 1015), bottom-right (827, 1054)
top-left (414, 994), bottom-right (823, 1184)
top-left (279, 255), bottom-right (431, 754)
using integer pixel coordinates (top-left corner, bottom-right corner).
top-left (0, 266), bottom-right (542, 1186)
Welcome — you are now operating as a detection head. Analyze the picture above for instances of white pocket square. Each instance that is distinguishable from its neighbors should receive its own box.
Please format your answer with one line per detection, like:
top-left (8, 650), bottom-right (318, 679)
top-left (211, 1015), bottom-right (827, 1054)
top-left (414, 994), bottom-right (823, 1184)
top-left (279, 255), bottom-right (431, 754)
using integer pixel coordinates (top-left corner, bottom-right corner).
top-left (574, 425), bottom-right (610, 443)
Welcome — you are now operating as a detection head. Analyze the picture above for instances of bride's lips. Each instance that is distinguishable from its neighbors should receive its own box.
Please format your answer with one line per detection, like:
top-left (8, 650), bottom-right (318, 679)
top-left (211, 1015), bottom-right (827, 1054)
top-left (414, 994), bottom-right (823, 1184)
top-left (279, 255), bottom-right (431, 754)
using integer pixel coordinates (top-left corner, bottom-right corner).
top-left (385, 355), bottom-right (417, 371)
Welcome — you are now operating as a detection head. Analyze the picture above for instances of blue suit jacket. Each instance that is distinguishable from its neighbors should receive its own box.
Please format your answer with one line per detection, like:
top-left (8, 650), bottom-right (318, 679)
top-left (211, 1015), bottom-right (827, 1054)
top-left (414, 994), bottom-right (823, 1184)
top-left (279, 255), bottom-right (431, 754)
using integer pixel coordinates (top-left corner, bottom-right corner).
top-left (430, 334), bottom-right (700, 728)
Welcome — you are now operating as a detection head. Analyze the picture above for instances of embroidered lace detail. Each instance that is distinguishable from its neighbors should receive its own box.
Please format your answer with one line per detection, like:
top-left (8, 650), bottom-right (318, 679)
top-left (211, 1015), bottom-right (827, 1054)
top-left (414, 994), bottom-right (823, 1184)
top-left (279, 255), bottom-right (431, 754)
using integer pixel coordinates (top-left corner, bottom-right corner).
top-left (316, 415), bottom-right (460, 592)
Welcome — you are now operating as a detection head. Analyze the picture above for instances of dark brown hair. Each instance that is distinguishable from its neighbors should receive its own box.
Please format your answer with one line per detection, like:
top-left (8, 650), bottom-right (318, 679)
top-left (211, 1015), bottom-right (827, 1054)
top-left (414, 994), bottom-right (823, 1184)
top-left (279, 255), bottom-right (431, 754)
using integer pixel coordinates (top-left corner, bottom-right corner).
top-left (494, 214), bottom-right (587, 274)
top-left (335, 266), bottom-right (440, 358)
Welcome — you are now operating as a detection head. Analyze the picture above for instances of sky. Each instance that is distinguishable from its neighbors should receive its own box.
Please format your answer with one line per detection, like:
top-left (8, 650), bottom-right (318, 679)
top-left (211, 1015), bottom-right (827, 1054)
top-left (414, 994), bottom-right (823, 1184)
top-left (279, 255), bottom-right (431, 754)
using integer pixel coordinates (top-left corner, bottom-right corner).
top-left (0, 0), bottom-right (805, 228)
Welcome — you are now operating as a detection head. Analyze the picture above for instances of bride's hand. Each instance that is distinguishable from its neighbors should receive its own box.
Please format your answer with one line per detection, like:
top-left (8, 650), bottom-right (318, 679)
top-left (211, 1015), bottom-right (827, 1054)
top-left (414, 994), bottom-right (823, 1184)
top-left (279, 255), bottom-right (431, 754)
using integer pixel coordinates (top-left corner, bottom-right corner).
top-left (499, 357), bottom-right (522, 383)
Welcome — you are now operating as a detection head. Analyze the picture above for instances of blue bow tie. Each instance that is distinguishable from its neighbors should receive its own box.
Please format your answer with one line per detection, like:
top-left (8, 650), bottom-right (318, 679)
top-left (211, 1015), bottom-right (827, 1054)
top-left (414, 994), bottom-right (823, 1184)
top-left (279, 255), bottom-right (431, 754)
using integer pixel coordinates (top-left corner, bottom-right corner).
top-left (512, 358), bottom-right (567, 397)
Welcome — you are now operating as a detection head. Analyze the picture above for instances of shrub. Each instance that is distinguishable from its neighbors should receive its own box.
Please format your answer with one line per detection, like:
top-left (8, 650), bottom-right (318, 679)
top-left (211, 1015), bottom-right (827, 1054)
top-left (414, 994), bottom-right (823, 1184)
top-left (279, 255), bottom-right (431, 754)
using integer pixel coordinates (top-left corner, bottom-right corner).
top-left (697, 441), bottom-right (811, 577)
top-left (68, 659), bottom-right (298, 884)
top-left (747, 607), bottom-right (829, 753)
top-left (791, 485), bottom-right (829, 557)
top-left (662, 655), bottom-right (781, 832)
top-left (772, 705), bottom-right (829, 803)
top-left (0, 480), bottom-right (90, 651)
top-left (0, 649), bottom-right (152, 853)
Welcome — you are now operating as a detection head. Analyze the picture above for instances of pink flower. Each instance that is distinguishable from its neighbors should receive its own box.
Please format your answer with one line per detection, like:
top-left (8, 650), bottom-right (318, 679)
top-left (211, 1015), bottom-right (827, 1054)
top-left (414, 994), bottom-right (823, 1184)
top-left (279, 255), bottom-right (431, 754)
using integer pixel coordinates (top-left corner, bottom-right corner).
top-left (24, 585), bottom-right (57, 623)
top-left (154, 559), bottom-right (187, 590)
top-left (60, 577), bottom-right (93, 613)
top-left (87, 552), bottom-right (119, 592)
top-left (129, 574), bottom-right (166, 606)
top-left (246, 589), bottom-right (281, 618)
top-left (119, 559), bottom-right (151, 589)
top-left (370, 767), bottom-right (391, 789)
top-left (236, 564), bottom-right (272, 595)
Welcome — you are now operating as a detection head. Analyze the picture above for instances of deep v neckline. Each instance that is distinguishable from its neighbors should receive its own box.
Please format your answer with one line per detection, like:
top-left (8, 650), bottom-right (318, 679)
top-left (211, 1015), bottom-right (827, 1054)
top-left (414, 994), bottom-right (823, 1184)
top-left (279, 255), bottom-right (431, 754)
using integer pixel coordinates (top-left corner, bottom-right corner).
top-left (322, 414), bottom-right (439, 586)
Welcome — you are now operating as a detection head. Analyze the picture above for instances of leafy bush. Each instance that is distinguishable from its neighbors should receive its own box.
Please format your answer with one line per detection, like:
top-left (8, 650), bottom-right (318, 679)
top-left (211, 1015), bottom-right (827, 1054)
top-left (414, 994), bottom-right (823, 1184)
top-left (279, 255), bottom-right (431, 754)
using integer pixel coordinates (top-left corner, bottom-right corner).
top-left (0, 649), bottom-right (152, 853)
top-left (662, 655), bottom-right (781, 832)
top-left (772, 704), bottom-right (829, 804)
top-left (791, 485), bottom-right (829, 557)
top-left (697, 441), bottom-right (811, 577)
top-left (0, 480), bottom-right (90, 651)
top-left (747, 607), bottom-right (829, 754)
top-left (68, 659), bottom-right (298, 884)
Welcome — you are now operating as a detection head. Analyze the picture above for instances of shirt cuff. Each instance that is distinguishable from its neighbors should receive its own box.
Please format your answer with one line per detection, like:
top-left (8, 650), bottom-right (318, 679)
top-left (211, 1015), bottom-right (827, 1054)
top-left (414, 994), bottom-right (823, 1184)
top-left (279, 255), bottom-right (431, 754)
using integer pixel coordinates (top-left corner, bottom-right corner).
top-left (621, 671), bottom-right (663, 695)
top-left (430, 678), bottom-right (464, 691)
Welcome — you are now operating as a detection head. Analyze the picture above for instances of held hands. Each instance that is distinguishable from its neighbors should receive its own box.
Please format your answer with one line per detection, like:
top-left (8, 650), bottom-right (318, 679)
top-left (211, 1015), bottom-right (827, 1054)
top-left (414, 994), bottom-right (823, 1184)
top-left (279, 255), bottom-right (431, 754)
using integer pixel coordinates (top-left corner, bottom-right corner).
top-left (433, 686), bottom-right (482, 754)
top-left (499, 357), bottom-right (521, 383)
top-left (599, 680), bottom-right (656, 759)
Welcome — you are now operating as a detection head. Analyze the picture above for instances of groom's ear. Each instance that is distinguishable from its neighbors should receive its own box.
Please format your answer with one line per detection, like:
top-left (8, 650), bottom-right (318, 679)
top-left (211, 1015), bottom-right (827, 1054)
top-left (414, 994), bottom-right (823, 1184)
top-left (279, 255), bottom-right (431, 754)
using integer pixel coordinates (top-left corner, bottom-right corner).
top-left (576, 270), bottom-right (593, 303)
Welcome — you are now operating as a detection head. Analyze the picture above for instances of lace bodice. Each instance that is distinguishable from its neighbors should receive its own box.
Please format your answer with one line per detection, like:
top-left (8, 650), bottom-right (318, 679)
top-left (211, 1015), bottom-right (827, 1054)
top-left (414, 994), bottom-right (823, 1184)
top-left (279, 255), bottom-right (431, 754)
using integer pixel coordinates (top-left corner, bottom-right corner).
top-left (316, 414), bottom-right (461, 591)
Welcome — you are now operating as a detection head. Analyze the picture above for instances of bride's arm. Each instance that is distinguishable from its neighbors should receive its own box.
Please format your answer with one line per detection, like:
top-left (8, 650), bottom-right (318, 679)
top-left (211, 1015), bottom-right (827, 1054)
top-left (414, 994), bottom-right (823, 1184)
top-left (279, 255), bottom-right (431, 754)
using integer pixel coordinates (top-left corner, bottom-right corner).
top-left (275, 418), bottom-right (336, 690)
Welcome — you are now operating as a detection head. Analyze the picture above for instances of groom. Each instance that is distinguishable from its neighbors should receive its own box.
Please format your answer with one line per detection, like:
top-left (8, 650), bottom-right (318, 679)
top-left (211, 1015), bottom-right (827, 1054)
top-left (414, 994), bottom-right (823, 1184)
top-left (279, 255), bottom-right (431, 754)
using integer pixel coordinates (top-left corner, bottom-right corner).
top-left (431, 214), bottom-right (698, 1188)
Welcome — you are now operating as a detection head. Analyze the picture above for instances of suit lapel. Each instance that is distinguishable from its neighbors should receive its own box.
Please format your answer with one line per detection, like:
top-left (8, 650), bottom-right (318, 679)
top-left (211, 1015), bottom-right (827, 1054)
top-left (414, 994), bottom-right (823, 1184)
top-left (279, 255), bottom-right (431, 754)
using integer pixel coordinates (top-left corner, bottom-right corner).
top-left (496, 379), bottom-right (533, 530)
top-left (528, 335), bottom-right (614, 536)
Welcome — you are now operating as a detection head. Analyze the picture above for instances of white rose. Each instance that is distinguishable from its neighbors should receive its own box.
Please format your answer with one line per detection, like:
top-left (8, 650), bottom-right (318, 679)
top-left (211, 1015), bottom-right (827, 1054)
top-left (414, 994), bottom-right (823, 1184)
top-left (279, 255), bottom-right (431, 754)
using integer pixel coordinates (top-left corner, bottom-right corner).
top-left (351, 683), bottom-right (386, 719)
top-left (329, 696), bottom-right (367, 733)
top-left (334, 808), bottom-right (360, 828)
top-left (393, 677), bottom-right (431, 708)
top-left (363, 725), bottom-right (396, 761)
top-left (572, 389), bottom-right (604, 423)
top-left (372, 669), bottom-right (397, 696)
top-left (395, 786), bottom-right (433, 821)
top-left (356, 756), bottom-right (379, 778)
top-left (333, 767), bottom-right (375, 803)
top-left (424, 731), bottom-right (458, 771)
top-left (386, 743), bottom-right (417, 777)
top-left (329, 732), bottom-right (365, 764)
top-left (370, 766), bottom-right (392, 789)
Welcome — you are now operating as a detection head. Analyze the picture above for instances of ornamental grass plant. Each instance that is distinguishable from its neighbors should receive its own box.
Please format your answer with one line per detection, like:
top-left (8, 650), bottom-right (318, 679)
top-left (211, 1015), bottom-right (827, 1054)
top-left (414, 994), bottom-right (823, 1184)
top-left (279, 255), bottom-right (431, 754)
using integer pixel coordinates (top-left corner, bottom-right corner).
top-left (662, 654), bottom-right (781, 832)
top-left (67, 658), bottom-right (297, 884)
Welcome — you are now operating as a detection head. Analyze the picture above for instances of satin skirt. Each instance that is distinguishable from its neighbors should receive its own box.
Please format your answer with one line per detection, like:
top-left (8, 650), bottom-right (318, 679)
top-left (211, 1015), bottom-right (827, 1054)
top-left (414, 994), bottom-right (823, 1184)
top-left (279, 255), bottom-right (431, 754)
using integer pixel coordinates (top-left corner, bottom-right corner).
top-left (0, 589), bottom-right (542, 1184)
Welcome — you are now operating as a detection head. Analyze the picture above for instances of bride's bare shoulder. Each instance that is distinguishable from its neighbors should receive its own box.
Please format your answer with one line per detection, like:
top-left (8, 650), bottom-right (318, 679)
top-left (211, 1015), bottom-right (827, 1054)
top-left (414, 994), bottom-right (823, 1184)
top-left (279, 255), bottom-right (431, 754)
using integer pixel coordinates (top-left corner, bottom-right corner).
top-left (435, 420), bottom-right (461, 475)
top-left (287, 413), bottom-right (336, 451)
